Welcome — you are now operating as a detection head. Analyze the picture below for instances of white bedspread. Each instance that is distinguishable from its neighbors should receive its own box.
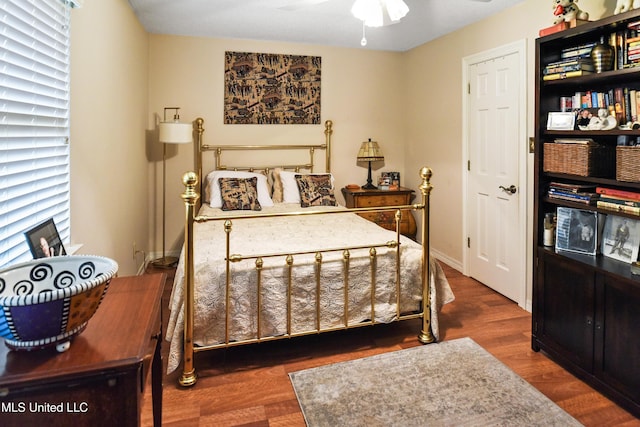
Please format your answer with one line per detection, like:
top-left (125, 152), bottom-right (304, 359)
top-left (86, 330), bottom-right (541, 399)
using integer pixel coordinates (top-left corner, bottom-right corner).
top-left (165, 204), bottom-right (454, 373)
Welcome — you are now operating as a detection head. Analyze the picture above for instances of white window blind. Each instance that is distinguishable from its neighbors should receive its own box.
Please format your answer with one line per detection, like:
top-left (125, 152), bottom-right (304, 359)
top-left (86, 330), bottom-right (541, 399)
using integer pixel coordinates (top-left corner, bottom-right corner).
top-left (0, 0), bottom-right (72, 268)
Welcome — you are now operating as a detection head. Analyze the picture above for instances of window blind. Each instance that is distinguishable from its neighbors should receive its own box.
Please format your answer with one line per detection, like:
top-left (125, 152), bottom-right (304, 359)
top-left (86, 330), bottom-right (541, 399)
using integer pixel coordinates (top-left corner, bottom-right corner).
top-left (0, 0), bottom-right (71, 268)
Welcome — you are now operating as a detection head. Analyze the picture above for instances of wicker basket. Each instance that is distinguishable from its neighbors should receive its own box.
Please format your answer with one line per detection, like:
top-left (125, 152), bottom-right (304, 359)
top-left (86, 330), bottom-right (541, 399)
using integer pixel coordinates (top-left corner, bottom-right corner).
top-left (616, 146), bottom-right (640, 182)
top-left (543, 143), bottom-right (615, 177)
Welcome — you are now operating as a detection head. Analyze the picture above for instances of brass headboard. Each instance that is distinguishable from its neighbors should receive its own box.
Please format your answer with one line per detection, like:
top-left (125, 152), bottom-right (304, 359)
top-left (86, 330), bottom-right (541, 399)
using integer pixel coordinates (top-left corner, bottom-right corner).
top-left (193, 118), bottom-right (333, 209)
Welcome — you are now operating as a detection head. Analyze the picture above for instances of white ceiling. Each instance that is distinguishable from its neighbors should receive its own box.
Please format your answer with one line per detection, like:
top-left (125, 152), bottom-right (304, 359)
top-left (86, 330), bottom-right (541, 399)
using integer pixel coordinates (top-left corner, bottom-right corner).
top-left (127, 0), bottom-right (525, 52)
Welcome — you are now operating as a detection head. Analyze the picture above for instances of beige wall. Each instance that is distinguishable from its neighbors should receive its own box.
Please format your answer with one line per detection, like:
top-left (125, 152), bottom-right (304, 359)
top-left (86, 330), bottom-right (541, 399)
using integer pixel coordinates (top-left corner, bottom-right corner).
top-left (70, 0), bottom-right (149, 276)
top-left (147, 36), bottom-right (407, 258)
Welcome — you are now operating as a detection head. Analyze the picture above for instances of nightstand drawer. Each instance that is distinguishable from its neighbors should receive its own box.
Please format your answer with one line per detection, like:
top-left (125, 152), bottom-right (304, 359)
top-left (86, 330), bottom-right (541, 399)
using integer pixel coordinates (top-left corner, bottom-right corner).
top-left (354, 194), bottom-right (407, 207)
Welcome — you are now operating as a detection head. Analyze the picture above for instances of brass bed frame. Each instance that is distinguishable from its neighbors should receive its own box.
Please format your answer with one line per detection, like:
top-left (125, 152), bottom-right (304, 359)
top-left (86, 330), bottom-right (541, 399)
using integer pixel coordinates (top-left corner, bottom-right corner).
top-left (177, 119), bottom-right (434, 387)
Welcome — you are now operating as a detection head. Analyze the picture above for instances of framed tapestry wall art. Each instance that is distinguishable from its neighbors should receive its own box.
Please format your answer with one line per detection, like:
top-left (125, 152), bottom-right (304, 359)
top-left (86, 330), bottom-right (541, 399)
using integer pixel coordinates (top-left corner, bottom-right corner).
top-left (224, 51), bottom-right (321, 125)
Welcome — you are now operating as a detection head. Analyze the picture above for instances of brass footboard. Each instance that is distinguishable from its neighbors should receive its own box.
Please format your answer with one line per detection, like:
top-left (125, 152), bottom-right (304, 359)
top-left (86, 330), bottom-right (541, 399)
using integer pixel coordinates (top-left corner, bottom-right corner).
top-left (178, 168), bottom-right (433, 387)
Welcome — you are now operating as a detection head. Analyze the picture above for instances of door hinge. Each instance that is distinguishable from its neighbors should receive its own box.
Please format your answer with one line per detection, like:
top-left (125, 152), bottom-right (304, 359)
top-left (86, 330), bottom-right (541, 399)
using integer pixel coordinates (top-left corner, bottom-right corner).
top-left (467, 160), bottom-right (471, 171)
top-left (467, 237), bottom-right (470, 248)
top-left (467, 82), bottom-right (471, 94)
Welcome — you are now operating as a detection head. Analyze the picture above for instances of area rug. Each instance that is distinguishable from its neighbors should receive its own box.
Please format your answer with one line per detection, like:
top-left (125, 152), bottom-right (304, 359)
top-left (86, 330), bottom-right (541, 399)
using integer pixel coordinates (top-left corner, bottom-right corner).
top-left (289, 337), bottom-right (582, 426)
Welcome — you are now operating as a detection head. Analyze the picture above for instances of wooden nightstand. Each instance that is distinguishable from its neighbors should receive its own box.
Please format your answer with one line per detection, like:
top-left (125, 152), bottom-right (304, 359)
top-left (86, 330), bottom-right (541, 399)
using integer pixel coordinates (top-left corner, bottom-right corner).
top-left (342, 186), bottom-right (417, 239)
top-left (0, 273), bottom-right (165, 427)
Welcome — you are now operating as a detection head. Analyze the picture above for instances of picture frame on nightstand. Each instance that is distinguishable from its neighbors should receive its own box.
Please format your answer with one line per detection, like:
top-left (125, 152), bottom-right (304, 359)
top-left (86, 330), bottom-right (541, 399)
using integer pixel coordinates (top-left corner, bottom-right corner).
top-left (381, 172), bottom-right (400, 190)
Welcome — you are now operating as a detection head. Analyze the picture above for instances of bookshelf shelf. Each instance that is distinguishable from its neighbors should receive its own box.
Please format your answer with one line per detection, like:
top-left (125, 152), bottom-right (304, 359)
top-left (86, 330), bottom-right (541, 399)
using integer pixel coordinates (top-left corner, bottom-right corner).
top-left (542, 66), bottom-right (640, 86)
top-left (533, 9), bottom-right (640, 418)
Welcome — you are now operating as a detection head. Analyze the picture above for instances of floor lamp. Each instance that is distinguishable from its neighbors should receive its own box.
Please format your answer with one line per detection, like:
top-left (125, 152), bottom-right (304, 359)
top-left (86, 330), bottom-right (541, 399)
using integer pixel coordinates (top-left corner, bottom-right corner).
top-left (357, 138), bottom-right (384, 189)
top-left (152, 107), bottom-right (192, 268)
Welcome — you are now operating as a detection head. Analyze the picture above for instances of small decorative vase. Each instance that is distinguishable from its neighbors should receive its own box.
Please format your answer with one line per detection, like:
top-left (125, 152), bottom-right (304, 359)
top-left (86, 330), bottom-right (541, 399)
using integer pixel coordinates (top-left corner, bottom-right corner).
top-left (590, 36), bottom-right (614, 73)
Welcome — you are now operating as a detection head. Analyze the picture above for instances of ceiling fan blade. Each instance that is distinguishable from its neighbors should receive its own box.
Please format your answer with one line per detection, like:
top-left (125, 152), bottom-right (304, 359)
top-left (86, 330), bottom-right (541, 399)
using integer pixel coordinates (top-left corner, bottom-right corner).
top-left (275, 0), bottom-right (331, 11)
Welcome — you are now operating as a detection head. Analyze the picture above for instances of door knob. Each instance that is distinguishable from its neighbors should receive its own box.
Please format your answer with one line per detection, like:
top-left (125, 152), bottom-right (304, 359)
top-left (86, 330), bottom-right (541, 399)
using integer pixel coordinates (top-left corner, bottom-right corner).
top-left (499, 185), bottom-right (517, 194)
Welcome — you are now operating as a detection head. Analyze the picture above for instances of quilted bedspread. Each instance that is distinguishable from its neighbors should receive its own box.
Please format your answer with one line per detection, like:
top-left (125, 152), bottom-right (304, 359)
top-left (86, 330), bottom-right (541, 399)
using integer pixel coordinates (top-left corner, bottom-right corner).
top-left (165, 204), bottom-right (454, 373)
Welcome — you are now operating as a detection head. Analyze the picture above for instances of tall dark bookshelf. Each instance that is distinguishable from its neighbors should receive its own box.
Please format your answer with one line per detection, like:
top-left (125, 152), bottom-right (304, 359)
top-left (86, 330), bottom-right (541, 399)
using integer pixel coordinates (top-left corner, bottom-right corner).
top-left (533, 10), bottom-right (640, 417)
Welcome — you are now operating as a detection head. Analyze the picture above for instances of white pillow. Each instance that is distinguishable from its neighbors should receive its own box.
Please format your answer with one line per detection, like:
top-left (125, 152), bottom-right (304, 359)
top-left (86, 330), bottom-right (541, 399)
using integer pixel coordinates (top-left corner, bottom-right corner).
top-left (207, 171), bottom-right (274, 208)
top-left (279, 170), bottom-right (335, 204)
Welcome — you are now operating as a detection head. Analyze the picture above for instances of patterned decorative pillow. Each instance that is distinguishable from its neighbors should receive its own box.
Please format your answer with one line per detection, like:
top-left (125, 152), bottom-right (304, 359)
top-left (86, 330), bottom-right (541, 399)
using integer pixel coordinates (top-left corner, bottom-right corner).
top-left (218, 177), bottom-right (262, 211)
top-left (295, 174), bottom-right (337, 207)
top-left (206, 170), bottom-right (273, 207)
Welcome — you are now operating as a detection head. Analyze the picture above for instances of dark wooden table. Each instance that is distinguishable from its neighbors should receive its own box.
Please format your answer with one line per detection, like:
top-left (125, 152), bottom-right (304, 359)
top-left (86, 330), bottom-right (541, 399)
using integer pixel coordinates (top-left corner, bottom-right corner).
top-left (0, 273), bottom-right (165, 427)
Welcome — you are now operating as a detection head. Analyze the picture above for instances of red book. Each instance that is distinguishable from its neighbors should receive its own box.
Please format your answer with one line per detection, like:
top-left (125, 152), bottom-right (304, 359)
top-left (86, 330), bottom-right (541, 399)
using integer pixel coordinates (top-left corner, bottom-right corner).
top-left (596, 187), bottom-right (640, 201)
top-left (539, 22), bottom-right (568, 37)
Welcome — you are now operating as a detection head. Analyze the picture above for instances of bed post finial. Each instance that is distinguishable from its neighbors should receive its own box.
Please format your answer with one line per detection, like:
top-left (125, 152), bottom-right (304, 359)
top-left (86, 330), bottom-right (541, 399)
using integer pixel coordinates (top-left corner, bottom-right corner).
top-left (325, 119), bottom-right (333, 132)
top-left (419, 167), bottom-right (432, 187)
top-left (418, 167), bottom-right (435, 344)
top-left (180, 171), bottom-right (199, 387)
top-left (182, 171), bottom-right (199, 201)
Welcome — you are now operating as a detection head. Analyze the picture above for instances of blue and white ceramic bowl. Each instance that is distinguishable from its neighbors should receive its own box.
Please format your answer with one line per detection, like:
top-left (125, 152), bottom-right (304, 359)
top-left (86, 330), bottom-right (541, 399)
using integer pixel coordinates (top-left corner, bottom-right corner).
top-left (0, 255), bottom-right (118, 352)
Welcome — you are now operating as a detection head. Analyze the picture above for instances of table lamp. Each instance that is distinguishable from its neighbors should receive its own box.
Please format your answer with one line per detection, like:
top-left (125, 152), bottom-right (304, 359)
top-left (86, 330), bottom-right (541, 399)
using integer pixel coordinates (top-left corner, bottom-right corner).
top-left (357, 138), bottom-right (384, 189)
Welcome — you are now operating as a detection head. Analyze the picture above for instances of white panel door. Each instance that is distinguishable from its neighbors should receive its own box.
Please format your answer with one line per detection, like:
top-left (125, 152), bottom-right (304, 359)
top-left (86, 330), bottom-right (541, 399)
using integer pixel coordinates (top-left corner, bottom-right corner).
top-left (467, 51), bottom-right (523, 304)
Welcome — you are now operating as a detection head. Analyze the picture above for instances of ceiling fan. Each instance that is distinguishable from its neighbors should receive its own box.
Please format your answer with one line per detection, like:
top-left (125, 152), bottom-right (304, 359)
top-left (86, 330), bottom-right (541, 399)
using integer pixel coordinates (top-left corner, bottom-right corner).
top-left (278, 0), bottom-right (493, 46)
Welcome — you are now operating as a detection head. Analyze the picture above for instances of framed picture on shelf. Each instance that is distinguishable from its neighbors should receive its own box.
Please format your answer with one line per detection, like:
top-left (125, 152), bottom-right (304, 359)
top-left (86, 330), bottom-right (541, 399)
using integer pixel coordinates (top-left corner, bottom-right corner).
top-left (555, 207), bottom-right (599, 255)
top-left (601, 215), bottom-right (640, 263)
top-left (24, 218), bottom-right (66, 259)
top-left (547, 112), bottom-right (576, 130)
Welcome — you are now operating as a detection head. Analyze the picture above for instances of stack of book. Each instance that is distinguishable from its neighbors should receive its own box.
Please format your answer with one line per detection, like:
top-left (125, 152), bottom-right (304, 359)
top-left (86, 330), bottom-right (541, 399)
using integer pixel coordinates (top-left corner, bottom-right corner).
top-left (627, 35), bottom-right (640, 65)
top-left (543, 58), bottom-right (594, 81)
top-left (622, 22), bottom-right (640, 69)
top-left (596, 187), bottom-right (640, 215)
top-left (553, 138), bottom-right (595, 145)
top-left (548, 182), bottom-right (598, 205)
top-left (542, 42), bottom-right (595, 81)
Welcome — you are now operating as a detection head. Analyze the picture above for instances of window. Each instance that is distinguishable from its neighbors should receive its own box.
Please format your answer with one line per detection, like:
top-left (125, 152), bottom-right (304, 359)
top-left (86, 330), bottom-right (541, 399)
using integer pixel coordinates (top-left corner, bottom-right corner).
top-left (0, 0), bottom-right (75, 268)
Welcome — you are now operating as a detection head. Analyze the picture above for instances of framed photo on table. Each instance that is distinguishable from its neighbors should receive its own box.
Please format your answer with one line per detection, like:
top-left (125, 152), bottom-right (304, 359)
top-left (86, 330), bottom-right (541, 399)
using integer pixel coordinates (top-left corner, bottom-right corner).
top-left (601, 215), bottom-right (640, 263)
top-left (25, 218), bottom-right (67, 259)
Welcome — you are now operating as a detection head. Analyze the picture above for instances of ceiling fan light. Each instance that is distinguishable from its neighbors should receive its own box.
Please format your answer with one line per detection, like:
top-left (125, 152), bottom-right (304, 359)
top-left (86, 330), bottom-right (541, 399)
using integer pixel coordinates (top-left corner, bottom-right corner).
top-left (384, 0), bottom-right (409, 22)
top-left (351, 0), bottom-right (384, 27)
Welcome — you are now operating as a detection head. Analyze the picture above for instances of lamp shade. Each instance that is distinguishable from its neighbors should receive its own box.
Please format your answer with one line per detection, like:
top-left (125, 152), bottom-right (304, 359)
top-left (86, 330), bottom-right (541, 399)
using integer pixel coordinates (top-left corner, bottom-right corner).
top-left (159, 122), bottom-right (192, 144)
top-left (357, 139), bottom-right (384, 161)
top-left (351, 0), bottom-right (409, 28)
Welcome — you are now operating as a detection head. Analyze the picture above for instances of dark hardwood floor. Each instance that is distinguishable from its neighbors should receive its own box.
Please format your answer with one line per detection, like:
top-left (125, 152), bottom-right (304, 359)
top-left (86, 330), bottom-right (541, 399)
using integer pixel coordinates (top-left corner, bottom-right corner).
top-left (141, 263), bottom-right (640, 426)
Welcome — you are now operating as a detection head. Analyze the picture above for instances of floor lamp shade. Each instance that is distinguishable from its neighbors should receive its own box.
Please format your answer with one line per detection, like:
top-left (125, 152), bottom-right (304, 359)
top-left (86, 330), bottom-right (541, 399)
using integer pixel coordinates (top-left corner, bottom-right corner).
top-left (159, 122), bottom-right (193, 144)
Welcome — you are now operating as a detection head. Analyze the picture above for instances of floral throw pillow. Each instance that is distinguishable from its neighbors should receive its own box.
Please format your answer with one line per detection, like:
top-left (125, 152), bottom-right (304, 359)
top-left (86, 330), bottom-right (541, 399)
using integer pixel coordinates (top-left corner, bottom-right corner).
top-left (295, 174), bottom-right (337, 207)
top-left (218, 177), bottom-right (262, 211)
